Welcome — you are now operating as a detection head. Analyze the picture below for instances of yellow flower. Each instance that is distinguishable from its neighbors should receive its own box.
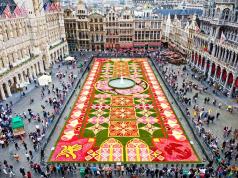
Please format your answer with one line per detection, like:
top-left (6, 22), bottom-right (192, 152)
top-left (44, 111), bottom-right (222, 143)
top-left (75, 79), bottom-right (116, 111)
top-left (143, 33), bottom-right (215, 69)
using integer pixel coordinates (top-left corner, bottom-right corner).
top-left (56, 144), bottom-right (82, 159)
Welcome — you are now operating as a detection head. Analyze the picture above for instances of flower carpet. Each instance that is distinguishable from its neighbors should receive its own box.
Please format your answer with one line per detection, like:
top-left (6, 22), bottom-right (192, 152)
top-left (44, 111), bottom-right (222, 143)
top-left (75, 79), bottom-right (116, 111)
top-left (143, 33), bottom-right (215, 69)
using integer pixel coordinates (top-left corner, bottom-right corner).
top-left (49, 58), bottom-right (200, 163)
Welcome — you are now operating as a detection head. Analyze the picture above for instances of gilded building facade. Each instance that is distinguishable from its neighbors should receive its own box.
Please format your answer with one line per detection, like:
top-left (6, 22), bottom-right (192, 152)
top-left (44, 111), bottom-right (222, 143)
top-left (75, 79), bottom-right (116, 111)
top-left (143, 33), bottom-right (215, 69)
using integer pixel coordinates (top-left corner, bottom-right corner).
top-left (0, 0), bottom-right (68, 100)
top-left (161, 0), bottom-right (238, 97)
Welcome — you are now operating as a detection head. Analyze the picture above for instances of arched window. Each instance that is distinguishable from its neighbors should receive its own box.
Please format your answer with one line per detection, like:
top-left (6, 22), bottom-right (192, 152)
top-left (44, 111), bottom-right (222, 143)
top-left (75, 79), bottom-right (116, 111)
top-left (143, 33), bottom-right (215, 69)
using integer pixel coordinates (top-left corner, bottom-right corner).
top-left (222, 8), bottom-right (230, 20)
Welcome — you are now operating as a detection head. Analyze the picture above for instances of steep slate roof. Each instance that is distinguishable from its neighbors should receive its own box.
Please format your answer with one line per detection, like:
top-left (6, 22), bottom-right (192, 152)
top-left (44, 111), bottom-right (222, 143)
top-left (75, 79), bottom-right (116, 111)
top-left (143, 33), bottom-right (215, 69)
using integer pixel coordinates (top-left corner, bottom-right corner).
top-left (153, 8), bottom-right (203, 16)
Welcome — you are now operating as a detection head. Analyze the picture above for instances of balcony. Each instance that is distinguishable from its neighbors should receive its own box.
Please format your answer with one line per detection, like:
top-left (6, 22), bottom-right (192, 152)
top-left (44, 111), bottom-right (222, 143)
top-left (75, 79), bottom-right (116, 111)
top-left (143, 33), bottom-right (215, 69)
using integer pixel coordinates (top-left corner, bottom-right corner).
top-left (0, 55), bottom-right (39, 79)
top-left (216, 0), bottom-right (235, 3)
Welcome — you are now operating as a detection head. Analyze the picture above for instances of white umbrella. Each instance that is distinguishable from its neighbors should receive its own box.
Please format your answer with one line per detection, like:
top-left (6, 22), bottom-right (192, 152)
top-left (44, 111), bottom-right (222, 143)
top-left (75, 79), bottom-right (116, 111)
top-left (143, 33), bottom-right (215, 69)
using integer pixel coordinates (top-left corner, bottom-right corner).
top-left (64, 56), bottom-right (75, 62)
top-left (38, 75), bottom-right (52, 86)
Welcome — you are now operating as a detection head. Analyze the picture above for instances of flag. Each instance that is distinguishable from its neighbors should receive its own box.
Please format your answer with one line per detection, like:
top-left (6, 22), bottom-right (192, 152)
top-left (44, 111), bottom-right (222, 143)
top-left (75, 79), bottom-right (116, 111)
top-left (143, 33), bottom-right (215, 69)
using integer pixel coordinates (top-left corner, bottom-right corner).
top-left (49, 3), bottom-right (56, 12)
top-left (3, 4), bottom-right (12, 18)
top-left (43, 2), bottom-right (50, 11)
top-left (195, 24), bottom-right (200, 33)
top-left (220, 31), bottom-right (226, 44)
top-left (55, 2), bottom-right (61, 11)
top-left (13, 6), bottom-right (21, 17)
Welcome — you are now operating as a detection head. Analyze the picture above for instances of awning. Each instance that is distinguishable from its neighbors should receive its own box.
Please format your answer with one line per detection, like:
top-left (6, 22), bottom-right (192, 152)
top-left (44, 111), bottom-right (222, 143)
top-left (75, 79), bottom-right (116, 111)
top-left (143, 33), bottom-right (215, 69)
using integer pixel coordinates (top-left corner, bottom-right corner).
top-left (119, 43), bottom-right (133, 48)
top-left (38, 75), bottom-right (52, 86)
top-left (133, 42), bottom-right (146, 47)
top-left (12, 116), bottom-right (24, 129)
top-left (148, 42), bottom-right (161, 46)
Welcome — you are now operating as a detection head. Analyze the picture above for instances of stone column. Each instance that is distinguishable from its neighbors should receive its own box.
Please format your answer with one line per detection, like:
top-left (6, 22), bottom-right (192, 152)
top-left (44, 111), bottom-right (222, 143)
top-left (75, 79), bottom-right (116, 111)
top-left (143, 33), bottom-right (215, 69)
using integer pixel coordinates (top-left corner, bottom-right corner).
top-left (207, 63), bottom-right (212, 80)
top-left (6, 83), bottom-right (12, 97)
top-left (32, 67), bottom-right (37, 78)
top-left (223, 50), bottom-right (227, 62)
top-left (212, 45), bottom-right (216, 56)
top-left (0, 84), bottom-right (6, 100)
top-left (229, 51), bottom-right (234, 65)
top-left (20, 72), bottom-right (25, 83)
top-left (28, 69), bottom-right (33, 81)
top-left (218, 47), bottom-right (222, 59)
top-left (35, 64), bottom-right (39, 75)
top-left (223, 75), bottom-right (229, 89)
top-left (228, 76), bottom-right (236, 98)
top-left (203, 59), bottom-right (207, 74)
top-left (39, 61), bottom-right (45, 73)
top-left (15, 75), bottom-right (20, 84)
top-left (234, 54), bottom-right (238, 67)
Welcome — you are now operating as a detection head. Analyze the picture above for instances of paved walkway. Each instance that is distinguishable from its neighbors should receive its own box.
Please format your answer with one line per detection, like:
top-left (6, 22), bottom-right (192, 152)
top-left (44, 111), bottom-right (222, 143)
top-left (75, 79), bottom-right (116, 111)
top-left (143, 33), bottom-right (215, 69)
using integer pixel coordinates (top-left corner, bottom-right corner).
top-left (162, 63), bottom-right (238, 145)
top-left (0, 52), bottom-right (93, 178)
top-left (1, 54), bottom-right (237, 178)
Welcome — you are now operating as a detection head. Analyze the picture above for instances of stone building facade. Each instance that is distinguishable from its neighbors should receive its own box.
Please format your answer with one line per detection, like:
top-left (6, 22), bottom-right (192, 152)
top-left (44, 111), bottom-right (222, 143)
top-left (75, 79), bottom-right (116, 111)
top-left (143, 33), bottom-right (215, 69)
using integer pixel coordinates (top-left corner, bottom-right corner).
top-left (64, 1), bottom-right (162, 51)
top-left (161, 0), bottom-right (238, 97)
top-left (0, 0), bottom-right (69, 100)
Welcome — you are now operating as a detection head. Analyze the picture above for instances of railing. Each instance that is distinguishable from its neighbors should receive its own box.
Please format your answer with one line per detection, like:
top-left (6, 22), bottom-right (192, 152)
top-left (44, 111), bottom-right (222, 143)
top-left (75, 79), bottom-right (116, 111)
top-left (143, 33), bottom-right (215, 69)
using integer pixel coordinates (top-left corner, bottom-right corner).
top-left (0, 55), bottom-right (40, 79)
top-left (216, 0), bottom-right (235, 3)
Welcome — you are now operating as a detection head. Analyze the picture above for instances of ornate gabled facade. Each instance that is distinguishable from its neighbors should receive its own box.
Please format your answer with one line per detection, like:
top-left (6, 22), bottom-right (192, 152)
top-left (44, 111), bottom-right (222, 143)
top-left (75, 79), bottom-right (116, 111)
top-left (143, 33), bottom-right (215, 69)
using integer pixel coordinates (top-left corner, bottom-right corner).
top-left (88, 11), bottom-right (105, 51)
top-left (105, 8), bottom-right (120, 49)
top-left (161, 0), bottom-right (238, 98)
top-left (64, 2), bottom-right (162, 51)
top-left (190, 0), bottom-right (238, 97)
top-left (0, 0), bottom-right (68, 100)
top-left (134, 7), bottom-right (162, 48)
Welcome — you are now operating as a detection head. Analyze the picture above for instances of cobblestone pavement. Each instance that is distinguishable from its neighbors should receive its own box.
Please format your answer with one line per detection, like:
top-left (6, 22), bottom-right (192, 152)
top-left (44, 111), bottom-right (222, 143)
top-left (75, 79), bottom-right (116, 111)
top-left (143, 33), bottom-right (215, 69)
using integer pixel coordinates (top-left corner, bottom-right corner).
top-left (0, 53), bottom-right (93, 178)
top-left (163, 63), bottom-right (238, 145)
top-left (1, 55), bottom-right (237, 178)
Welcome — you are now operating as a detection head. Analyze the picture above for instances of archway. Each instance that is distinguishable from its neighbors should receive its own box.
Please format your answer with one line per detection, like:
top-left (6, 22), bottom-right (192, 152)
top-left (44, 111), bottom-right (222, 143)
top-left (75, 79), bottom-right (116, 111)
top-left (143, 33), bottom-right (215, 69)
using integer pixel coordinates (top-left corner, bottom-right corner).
top-left (198, 55), bottom-right (202, 67)
top-left (221, 69), bottom-right (227, 83)
top-left (216, 66), bottom-right (221, 79)
top-left (211, 63), bottom-right (216, 77)
top-left (42, 55), bottom-right (47, 70)
top-left (206, 60), bottom-right (210, 73)
top-left (202, 57), bottom-right (205, 69)
top-left (227, 73), bottom-right (233, 88)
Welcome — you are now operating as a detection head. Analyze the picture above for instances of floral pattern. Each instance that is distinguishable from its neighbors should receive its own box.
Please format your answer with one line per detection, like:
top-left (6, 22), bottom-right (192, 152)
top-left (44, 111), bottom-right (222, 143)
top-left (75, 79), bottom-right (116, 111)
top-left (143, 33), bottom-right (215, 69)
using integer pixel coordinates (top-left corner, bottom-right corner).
top-left (50, 58), bottom-right (199, 163)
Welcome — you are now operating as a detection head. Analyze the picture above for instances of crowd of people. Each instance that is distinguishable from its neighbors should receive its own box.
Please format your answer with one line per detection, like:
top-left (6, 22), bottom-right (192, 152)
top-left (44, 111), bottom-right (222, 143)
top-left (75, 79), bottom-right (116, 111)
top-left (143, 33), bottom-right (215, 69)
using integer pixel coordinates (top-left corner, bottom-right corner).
top-left (153, 49), bottom-right (238, 177)
top-left (0, 52), bottom-right (92, 177)
top-left (0, 49), bottom-right (237, 178)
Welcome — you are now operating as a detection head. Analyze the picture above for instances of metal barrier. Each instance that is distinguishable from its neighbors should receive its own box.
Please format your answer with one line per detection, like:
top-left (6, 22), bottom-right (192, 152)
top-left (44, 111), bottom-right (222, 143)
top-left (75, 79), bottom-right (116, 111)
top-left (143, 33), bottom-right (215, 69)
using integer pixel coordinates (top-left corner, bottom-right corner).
top-left (42, 57), bottom-right (94, 152)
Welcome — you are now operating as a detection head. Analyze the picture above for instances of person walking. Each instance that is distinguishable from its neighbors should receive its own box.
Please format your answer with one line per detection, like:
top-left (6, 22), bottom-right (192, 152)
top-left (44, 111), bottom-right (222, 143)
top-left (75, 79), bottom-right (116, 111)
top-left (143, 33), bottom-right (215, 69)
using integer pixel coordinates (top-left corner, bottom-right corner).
top-left (13, 153), bottom-right (20, 162)
top-left (14, 142), bottom-right (20, 150)
top-left (25, 152), bottom-right (30, 162)
top-left (9, 165), bottom-right (15, 177)
top-left (22, 141), bottom-right (28, 151)
top-left (27, 171), bottom-right (32, 178)
top-left (29, 150), bottom-right (33, 159)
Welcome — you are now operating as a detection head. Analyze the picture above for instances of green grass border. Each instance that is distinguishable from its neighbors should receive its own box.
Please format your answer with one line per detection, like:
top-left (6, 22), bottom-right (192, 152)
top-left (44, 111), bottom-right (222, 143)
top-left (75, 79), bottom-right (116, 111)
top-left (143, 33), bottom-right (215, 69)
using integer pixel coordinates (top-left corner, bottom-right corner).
top-left (48, 57), bottom-right (202, 164)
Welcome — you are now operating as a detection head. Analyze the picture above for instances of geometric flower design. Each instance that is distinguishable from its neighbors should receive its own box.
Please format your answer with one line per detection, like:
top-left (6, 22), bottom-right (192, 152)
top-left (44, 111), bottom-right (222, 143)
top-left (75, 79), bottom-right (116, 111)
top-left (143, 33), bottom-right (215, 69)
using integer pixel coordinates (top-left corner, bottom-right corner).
top-left (109, 121), bottom-right (139, 137)
top-left (97, 138), bottom-right (123, 161)
top-left (137, 116), bottom-right (158, 124)
top-left (111, 95), bottom-right (134, 107)
top-left (137, 109), bottom-right (155, 117)
top-left (50, 58), bottom-right (199, 163)
top-left (140, 123), bottom-right (160, 135)
top-left (87, 123), bottom-right (106, 135)
top-left (110, 107), bottom-right (136, 120)
top-left (88, 116), bottom-right (109, 125)
top-left (126, 138), bottom-right (152, 162)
